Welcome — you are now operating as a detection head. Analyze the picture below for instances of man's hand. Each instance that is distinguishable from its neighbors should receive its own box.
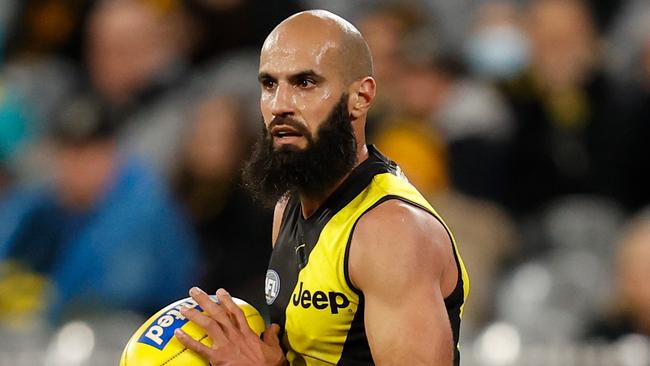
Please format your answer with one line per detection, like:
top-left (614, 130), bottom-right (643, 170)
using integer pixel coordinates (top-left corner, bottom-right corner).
top-left (174, 287), bottom-right (287, 366)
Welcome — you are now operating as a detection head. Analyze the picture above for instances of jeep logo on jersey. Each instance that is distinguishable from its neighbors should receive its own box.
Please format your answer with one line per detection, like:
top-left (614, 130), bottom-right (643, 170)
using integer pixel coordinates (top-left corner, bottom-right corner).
top-left (265, 269), bottom-right (280, 305)
top-left (292, 282), bottom-right (350, 314)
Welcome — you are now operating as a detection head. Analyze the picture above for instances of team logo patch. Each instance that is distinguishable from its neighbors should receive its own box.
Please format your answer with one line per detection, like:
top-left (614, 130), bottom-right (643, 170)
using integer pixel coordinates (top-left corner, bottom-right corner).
top-left (265, 269), bottom-right (280, 305)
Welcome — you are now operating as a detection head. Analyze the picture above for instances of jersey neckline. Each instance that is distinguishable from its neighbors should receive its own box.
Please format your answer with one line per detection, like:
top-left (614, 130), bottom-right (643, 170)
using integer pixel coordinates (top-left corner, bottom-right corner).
top-left (295, 144), bottom-right (393, 224)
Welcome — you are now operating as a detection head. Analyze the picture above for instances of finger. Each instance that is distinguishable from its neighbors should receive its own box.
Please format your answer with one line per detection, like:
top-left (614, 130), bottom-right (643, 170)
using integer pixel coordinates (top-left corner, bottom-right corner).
top-left (180, 305), bottom-right (228, 346)
top-left (262, 324), bottom-right (281, 346)
top-left (174, 328), bottom-right (212, 360)
top-left (216, 288), bottom-right (249, 332)
top-left (189, 287), bottom-right (235, 332)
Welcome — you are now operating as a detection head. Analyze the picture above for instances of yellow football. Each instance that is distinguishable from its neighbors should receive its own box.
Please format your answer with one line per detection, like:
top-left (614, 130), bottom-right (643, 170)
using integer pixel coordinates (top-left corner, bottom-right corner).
top-left (119, 296), bottom-right (266, 366)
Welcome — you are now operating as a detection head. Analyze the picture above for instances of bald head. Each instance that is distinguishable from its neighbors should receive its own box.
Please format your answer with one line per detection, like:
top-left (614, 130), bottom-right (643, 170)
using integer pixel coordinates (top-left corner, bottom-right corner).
top-left (262, 10), bottom-right (373, 84)
top-left (258, 10), bottom-right (377, 154)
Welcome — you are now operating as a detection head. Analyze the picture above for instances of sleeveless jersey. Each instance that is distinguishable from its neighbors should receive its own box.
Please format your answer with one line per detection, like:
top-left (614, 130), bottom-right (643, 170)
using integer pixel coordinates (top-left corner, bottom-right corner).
top-left (265, 145), bottom-right (469, 366)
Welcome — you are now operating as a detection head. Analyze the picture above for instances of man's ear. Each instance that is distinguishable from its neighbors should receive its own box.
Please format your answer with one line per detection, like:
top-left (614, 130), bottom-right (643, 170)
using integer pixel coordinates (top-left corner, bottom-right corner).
top-left (349, 77), bottom-right (376, 120)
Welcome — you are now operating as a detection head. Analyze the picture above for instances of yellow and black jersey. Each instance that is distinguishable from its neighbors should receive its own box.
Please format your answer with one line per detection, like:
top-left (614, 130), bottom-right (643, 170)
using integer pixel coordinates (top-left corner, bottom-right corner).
top-left (265, 145), bottom-right (469, 366)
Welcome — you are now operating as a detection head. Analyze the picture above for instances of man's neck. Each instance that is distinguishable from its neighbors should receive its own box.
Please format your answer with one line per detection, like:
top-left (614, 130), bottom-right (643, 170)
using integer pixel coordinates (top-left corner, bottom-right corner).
top-left (299, 144), bottom-right (369, 219)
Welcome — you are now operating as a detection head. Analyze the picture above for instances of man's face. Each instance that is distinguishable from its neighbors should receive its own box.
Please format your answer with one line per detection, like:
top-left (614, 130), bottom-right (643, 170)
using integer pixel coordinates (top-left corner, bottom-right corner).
top-left (242, 94), bottom-right (357, 207)
top-left (258, 26), bottom-right (348, 150)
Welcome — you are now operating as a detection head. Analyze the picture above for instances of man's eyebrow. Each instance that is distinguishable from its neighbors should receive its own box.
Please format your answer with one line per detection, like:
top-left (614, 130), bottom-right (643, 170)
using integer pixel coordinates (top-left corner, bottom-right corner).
top-left (289, 70), bottom-right (323, 81)
top-left (258, 72), bottom-right (275, 82)
top-left (258, 70), bottom-right (324, 83)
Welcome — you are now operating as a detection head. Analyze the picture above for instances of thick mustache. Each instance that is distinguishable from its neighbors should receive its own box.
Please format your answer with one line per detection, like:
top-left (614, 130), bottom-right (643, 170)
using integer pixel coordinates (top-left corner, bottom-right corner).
top-left (268, 117), bottom-right (310, 136)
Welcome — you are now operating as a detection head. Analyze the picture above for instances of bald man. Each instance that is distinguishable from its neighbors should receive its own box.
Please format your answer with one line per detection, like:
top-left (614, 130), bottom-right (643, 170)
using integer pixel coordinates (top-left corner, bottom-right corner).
top-left (175, 10), bottom-right (469, 366)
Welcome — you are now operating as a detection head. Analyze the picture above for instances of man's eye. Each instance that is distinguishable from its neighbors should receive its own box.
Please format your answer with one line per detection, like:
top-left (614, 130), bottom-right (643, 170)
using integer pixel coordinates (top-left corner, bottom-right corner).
top-left (297, 78), bottom-right (315, 88)
top-left (262, 80), bottom-right (276, 89)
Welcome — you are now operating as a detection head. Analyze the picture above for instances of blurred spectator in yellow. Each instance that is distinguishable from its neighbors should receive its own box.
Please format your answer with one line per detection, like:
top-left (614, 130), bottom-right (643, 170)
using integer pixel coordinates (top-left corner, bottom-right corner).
top-left (357, 2), bottom-right (449, 195)
top-left (356, 3), bottom-right (428, 128)
top-left (173, 94), bottom-right (272, 311)
top-left (373, 121), bottom-right (448, 195)
top-left (363, 2), bottom-right (513, 200)
top-left (587, 208), bottom-right (650, 341)
top-left (0, 95), bottom-right (198, 324)
top-left (499, 0), bottom-right (621, 216)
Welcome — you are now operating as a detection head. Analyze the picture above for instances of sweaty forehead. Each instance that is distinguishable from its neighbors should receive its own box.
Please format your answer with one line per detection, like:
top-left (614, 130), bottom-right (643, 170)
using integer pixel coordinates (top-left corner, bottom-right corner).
top-left (260, 11), bottom-right (373, 83)
top-left (260, 22), bottom-right (343, 77)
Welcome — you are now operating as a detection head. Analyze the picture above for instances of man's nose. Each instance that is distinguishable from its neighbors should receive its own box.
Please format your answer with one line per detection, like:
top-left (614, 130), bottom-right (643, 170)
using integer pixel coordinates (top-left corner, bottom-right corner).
top-left (270, 83), bottom-right (295, 117)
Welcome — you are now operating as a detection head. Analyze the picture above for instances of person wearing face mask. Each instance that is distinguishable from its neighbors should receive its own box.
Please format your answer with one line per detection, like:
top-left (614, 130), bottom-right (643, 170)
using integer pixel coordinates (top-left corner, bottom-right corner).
top-left (464, 1), bottom-right (530, 81)
top-left (496, 0), bottom-right (623, 217)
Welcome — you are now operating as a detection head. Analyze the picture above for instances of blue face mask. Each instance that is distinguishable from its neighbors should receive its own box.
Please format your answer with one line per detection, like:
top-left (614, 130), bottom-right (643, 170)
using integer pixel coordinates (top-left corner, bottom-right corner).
top-left (464, 24), bottom-right (530, 80)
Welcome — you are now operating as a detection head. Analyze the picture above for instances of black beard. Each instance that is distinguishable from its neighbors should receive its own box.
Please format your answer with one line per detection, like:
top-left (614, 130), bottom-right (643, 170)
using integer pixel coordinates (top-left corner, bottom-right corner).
top-left (242, 94), bottom-right (357, 207)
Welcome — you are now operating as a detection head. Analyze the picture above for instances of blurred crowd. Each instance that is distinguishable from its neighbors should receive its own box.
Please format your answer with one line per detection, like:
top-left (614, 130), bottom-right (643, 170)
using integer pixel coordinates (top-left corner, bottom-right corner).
top-left (1, 0), bottom-right (650, 365)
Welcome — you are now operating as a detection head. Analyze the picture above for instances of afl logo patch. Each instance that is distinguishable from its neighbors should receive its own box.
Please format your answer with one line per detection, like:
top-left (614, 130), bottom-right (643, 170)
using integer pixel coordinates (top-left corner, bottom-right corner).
top-left (265, 269), bottom-right (280, 305)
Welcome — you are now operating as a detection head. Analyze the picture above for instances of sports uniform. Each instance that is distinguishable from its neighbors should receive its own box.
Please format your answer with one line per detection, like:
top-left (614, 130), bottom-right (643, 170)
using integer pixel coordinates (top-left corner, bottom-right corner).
top-left (266, 145), bottom-right (469, 366)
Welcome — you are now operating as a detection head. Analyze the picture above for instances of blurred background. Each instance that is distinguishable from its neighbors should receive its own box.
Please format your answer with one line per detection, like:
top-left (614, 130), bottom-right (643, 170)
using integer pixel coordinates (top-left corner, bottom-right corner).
top-left (0, 0), bottom-right (649, 365)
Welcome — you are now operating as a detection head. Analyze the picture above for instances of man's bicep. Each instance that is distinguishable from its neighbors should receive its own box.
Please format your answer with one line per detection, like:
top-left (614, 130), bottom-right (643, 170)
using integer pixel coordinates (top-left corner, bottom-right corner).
top-left (349, 200), bottom-right (455, 365)
top-left (363, 281), bottom-right (454, 365)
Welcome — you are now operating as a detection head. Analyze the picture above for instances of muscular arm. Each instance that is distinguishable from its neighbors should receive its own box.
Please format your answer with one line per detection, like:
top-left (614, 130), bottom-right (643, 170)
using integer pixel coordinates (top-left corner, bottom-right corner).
top-left (349, 200), bottom-right (458, 365)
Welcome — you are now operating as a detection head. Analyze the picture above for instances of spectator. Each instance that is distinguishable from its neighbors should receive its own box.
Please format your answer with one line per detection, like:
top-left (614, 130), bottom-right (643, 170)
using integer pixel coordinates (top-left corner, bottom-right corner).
top-left (356, 3), bottom-right (449, 195)
top-left (85, 0), bottom-right (192, 110)
top-left (85, 0), bottom-right (198, 176)
top-left (0, 95), bottom-right (198, 324)
top-left (365, 6), bottom-right (513, 200)
top-left (463, 1), bottom-right (530, 82)
top-left (356, 3), bottom-right (430, 128)
top-left (172, 94), bottom-right (272, 312)
top-left (499, 0), bottom-right (620, 216)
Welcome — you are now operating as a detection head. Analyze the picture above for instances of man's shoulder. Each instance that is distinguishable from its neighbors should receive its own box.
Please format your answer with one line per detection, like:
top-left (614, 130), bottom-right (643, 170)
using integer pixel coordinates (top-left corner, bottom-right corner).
top-left (348, 198), bottom-right (452, 293)
top-left (352, 198), bottom-right (450, 256)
